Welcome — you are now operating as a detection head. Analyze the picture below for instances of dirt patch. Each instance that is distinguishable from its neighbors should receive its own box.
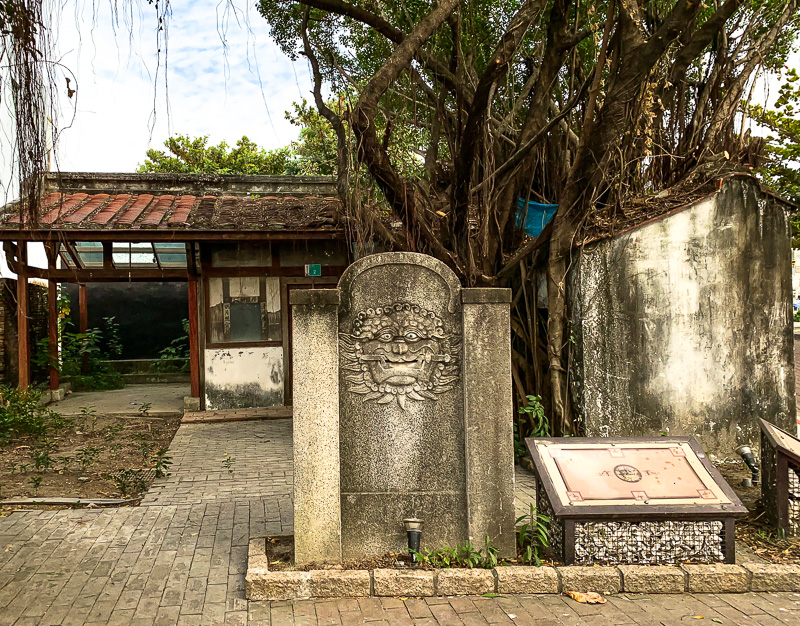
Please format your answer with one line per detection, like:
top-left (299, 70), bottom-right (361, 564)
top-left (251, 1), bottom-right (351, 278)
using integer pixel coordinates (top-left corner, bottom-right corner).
top-left (0, 412), bottom-right (181, 507)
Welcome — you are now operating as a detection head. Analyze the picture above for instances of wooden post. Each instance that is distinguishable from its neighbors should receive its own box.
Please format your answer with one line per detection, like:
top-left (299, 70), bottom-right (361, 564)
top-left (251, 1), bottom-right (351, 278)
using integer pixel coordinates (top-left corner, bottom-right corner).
top-left (79, 283), bottom-right (88, 374)
top-left (17, 242), bottom-right (29, 390)
top-left (48, 280), bottom-right (59, 391)
top-left (188, 275), bottom-right (200, 398)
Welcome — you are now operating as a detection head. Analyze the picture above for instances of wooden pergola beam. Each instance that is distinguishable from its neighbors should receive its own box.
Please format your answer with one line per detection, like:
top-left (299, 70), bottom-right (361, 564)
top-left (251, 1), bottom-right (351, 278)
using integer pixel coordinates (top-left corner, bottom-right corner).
top-left (17, 243), bottom-right (29, 390)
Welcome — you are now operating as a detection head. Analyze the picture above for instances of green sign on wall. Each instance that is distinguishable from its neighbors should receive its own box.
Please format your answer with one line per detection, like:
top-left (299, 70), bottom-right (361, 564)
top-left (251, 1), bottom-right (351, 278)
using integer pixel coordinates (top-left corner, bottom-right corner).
top-left (305, 264), bottom-right (322, 277)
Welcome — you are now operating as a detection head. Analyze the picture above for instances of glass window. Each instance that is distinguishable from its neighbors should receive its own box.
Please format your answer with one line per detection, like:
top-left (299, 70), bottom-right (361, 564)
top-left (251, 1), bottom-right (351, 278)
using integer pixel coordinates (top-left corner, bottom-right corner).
top-left (208, 276), bottom-right (281, 344)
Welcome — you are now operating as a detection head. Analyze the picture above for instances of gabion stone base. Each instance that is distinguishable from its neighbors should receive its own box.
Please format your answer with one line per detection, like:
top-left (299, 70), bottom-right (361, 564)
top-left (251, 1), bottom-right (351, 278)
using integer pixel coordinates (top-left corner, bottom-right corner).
top-left (789, 470), bottom-right (800, 535)
top-left (573, 520), bottom-right (725, 565)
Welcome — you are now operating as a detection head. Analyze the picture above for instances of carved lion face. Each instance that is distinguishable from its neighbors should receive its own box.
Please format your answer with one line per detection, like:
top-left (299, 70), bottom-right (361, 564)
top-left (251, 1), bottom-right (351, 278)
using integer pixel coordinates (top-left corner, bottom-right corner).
top-left (341, 303), bottom-right (460, 409)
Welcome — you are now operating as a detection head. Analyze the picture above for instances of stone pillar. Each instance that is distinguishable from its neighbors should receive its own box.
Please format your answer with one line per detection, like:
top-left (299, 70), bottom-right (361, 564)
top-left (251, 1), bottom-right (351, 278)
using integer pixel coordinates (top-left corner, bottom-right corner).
top-left (462, 288), bottom-right (516, 557)
top-left (290, 289), bottom-right (342, 565)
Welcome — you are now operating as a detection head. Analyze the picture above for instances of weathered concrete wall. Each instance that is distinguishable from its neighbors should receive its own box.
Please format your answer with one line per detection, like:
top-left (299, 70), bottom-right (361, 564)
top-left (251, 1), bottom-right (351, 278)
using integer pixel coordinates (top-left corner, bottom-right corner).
top-left (291, 289), bottom-right (341, 565)
top-left (570, 177), bottom-right (795, 459)
top-left (203, 347), bottom-right (283, 410)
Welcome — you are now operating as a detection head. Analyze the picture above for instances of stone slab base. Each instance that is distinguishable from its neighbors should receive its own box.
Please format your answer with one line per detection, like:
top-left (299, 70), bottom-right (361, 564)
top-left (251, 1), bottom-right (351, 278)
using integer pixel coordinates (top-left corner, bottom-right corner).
top-left (245, 561), bottom-right (800, 601)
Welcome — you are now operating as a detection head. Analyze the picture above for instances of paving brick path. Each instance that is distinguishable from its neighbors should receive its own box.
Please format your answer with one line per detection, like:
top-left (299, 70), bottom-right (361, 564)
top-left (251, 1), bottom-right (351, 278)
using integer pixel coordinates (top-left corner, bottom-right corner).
top-left (0, 418), bottom-right (797, 625)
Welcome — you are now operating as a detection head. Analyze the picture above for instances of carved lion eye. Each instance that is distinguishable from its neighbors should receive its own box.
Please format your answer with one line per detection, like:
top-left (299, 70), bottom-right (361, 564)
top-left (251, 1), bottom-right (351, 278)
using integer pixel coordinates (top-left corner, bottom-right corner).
top-left (404, 331), bottom-right (421, 341)
top-left (378, 331), bottom-right (395, 342)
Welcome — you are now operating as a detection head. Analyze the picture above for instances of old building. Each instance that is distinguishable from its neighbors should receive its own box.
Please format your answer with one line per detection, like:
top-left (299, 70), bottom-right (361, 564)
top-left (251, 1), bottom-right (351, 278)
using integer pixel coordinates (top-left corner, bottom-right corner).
top-left (0, 172), bottom-right (350, 411)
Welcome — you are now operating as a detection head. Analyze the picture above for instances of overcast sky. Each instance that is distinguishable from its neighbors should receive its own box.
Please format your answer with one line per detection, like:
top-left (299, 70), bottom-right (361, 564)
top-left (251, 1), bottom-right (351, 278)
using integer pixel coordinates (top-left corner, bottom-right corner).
top-left (52, 0), bottom-right (312, 173)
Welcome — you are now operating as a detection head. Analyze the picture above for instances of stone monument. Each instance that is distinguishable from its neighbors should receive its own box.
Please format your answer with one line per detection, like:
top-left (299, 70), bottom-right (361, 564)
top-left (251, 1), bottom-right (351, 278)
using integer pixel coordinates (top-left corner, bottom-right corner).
top-left (290, 252), bottom-right (515, 564)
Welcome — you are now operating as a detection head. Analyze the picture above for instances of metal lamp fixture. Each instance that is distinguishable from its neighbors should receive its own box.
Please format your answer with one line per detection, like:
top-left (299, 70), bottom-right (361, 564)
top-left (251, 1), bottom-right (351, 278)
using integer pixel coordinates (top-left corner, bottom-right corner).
top-left (403, 518), bottom-right (423, 563)
top-left (736, 445), bottom-right (759, 486)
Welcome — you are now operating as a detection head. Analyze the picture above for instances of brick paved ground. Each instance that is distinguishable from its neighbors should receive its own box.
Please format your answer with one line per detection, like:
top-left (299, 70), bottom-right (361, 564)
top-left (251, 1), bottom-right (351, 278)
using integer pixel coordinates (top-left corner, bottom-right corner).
top-left (0, 418), bottom-right (796, 625)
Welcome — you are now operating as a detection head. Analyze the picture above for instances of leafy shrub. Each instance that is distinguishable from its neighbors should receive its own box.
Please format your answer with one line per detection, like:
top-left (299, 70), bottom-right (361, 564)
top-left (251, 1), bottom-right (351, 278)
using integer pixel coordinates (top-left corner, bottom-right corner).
top-left (0, 386), bottom-right (59, 444)
top-left (34, 300), bottom-right (125, 391)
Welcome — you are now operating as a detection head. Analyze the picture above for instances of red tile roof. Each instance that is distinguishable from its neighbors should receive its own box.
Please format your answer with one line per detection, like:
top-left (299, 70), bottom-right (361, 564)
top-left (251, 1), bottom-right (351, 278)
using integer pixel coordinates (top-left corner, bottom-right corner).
top-left (1, 192), bottom-right (340, 232)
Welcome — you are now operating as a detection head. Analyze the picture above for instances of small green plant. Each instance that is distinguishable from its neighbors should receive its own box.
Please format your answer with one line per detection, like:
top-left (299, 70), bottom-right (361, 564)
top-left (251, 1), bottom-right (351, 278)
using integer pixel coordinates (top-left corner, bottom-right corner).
top-left (151, 449), bottom-right (172, 479)
top-left (411, 540), bottom-right (497, 569)
top-left (34, 304), bottom-right (126, 391)
top-left (57, 456), bottom-right (73, 471)
top-left (481, 535), bottom-right (499, 569)
top-left (76, 446), bottom-right (101, 471)
top-left (222, 455), bottom-right (235, 475)
top-left (102, 422), bottom-right (124, 441)
top-left (33, 450), bottom-right (53, 472)
top-left (516, 504), bottom-right (550, 566)
top-left (134, 433), bottom-right (151, 462)
top-left (79, 406), bottom-right (99, 433)
top-left (138, 403), bottom-right (152, 417)
top-left (515, 395), bottom-right (550, 462)
top-left (29, 475), bottom-right (43, 492)
top-left (18, 463), bottom-right (29, 473)
top-left (7, 461), bottom-right (17, 474)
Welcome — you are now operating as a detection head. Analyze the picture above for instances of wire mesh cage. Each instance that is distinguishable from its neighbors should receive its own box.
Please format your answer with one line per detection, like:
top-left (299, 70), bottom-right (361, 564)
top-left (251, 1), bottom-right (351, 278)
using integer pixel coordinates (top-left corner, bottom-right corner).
top-left (760, 418), bottom-right (800, 536)
top-left (526, 436), bottom-right (745, 565)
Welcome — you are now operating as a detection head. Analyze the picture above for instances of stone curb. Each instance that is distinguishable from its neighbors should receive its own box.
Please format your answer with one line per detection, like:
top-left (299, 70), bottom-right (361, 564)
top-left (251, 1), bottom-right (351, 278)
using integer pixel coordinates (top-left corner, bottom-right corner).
top-left (245, 563), bottom-right (800, 600)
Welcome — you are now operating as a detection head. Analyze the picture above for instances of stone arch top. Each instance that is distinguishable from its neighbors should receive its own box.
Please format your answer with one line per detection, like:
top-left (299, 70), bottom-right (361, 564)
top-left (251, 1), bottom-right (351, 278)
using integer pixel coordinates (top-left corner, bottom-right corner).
top-left (337, 252), bottom-right (461, 314)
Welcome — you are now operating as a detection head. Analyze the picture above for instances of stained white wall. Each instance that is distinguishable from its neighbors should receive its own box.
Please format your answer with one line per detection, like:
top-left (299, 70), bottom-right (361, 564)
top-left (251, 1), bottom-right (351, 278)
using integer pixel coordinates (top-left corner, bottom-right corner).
top-left (571, 177), bottom-right (795, 458)
top-left (203, 347), bottom-right (283, 410)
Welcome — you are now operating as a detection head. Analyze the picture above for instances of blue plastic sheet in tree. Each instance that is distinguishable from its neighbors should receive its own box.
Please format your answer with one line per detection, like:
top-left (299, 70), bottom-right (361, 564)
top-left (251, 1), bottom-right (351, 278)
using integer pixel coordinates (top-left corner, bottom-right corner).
top-left (517, 198), bottom-right (558, 237)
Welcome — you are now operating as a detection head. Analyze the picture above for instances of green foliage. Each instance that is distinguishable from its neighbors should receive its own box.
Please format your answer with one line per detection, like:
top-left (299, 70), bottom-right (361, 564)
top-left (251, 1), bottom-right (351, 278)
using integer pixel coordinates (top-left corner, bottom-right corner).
top-left (515, 395), bottom-right (549, 462)
top-left (411, 538), bottom-right (502, 569)
top-left (138, 135), bottom-right (294, 175)
top-left (76, 446), bottom-right (101, 471)
top-left (0, 386), bottom-right (60, 444)
top-left (32, 449), bottom-right (53, 471)
top-left (516, 504), bottom-right (550, 566)
top-left (286, 100), bottom-right (339, 176)
top-left (749, 67), bottom-right (800, 239)
top-left (152, 319), bottom-right (190, 373)
top-left (34, 293), bottom-right (125, 391)
top-left (29, 475), bottom-right (42, 492)
top-left (150, 449), bottom-right (172, 479)
top-left (794, 309), bottom-right (800, 323)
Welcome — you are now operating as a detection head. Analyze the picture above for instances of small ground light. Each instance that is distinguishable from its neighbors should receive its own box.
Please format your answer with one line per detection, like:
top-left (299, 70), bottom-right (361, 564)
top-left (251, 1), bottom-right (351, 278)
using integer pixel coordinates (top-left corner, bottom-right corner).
top-left (403, 518), bottom-right (423, 563)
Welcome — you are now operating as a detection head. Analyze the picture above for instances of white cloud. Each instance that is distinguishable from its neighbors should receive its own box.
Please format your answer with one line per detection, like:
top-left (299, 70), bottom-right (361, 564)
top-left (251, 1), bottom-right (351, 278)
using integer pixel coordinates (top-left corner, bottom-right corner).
top-left (51, 0), bottom-right (313, 173)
